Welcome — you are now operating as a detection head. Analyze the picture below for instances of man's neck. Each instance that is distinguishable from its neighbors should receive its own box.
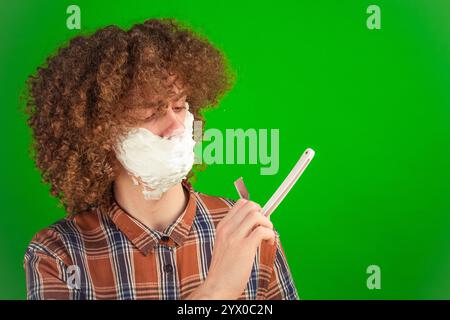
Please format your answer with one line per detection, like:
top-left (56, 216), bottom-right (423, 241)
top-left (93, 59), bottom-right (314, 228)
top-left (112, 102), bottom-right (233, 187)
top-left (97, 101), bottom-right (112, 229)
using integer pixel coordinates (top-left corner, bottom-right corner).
top-left (113, 170), bottom-right (189, 232)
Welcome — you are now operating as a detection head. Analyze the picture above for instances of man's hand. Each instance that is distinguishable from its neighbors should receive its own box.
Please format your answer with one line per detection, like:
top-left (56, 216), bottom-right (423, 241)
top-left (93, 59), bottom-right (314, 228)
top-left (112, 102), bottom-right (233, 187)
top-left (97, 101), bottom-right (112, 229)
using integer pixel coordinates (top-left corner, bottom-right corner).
top-left (187, 199), bottom-right (275, 299)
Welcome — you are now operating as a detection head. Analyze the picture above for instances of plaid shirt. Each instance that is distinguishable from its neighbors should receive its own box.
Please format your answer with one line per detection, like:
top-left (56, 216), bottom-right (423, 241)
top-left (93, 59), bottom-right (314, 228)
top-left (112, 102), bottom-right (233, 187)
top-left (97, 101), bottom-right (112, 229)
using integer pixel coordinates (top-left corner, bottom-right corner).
top-left (24, 180), bottom-right (299, 300)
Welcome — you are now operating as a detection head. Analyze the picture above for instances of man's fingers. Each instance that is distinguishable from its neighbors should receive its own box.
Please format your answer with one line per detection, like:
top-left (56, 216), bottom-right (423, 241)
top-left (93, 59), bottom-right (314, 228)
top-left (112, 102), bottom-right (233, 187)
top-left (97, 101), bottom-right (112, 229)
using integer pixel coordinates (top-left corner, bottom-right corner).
top-left (227, 201), bottom-right (262, 231)
top-left (222, 198), bottom-right (248, 223)
top-left (247, 226), bottom-right (276, 247)
top-left (234, 210), bottom-right (273, 239)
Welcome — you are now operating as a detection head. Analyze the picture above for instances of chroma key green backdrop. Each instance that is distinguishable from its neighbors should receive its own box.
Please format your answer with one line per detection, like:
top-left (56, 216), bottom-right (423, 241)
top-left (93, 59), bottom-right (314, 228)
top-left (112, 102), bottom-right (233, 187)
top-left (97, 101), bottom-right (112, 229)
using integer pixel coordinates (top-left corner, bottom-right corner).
top-left (1, 0), bottom-right (449, 299)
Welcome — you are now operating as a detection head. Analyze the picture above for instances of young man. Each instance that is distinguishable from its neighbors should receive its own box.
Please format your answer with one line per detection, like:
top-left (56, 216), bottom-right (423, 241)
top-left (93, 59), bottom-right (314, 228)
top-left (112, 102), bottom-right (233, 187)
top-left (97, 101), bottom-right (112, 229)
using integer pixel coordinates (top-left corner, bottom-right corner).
top-left (23, 18), bottom-right (298, 300)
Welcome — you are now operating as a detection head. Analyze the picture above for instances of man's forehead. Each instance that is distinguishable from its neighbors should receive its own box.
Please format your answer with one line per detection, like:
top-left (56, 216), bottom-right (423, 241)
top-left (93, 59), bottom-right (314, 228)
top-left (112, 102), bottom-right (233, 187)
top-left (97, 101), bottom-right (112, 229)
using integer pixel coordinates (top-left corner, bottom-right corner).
top-left (131, 92), bottom-right (187, 117)
top-left (153, 74), bottom-right (186, 102)
top-left (167, 72), bottom-right (184, 90)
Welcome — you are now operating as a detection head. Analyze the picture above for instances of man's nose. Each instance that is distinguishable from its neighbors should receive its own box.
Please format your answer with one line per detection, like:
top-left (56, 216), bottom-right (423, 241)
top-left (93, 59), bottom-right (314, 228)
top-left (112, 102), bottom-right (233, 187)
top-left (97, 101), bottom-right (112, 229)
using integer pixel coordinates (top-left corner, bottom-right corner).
top-left (158, 108), bottom-right (185, 138)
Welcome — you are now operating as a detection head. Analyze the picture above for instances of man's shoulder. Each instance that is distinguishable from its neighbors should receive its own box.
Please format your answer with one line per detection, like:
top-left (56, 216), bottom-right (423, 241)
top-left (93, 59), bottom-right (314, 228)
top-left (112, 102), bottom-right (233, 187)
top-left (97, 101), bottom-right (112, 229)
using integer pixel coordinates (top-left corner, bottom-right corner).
top-left (24, 209), bottom-right (103, 263)
top-left (193, 191), bottom-right (237, 221)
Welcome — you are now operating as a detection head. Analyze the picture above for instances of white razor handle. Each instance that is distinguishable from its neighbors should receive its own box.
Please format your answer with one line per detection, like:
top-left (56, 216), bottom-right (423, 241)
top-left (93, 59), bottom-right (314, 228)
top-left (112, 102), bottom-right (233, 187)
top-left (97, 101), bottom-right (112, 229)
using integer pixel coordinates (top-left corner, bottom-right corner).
top-left (262, 148), bottom-right (315, 217)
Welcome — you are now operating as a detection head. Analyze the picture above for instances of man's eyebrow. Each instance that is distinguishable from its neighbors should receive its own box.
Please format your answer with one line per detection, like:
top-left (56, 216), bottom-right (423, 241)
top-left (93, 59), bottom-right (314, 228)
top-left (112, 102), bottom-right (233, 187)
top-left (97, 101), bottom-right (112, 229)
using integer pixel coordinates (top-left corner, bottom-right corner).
top-left (132, 106), bottom-right (156, 119)
top-left (172, 93), bottom-right (186, 104)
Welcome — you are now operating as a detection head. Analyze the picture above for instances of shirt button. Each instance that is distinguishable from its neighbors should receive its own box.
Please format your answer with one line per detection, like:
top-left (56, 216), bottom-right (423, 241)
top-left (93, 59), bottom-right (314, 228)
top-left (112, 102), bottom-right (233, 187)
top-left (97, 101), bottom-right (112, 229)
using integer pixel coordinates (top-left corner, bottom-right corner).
top-left (164, 264), bottom-right (173, 273)
top-left (160, 236), bottom-right (170, 242)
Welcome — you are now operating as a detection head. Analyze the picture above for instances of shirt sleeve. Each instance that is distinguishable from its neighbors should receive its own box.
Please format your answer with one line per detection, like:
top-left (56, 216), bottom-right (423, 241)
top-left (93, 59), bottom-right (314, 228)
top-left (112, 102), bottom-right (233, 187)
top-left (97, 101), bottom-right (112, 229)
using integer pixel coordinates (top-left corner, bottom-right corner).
top-left (265, 233), bottom-right (300, 300)
top-left (23, 228), bottom-right (79, 300)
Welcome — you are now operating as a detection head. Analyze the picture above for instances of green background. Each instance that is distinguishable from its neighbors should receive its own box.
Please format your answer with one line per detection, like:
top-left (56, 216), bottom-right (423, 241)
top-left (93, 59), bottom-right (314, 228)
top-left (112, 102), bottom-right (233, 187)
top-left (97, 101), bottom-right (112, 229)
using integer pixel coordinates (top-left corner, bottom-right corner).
top-left (1, 0), bottom-right (449, 299)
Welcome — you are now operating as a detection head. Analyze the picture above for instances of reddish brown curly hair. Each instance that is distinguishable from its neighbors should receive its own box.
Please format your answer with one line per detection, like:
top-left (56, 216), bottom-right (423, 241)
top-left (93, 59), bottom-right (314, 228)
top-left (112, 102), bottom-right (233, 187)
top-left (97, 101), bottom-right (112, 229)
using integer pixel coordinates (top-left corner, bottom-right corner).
top-left (24, 18), bottom-right (234, 215)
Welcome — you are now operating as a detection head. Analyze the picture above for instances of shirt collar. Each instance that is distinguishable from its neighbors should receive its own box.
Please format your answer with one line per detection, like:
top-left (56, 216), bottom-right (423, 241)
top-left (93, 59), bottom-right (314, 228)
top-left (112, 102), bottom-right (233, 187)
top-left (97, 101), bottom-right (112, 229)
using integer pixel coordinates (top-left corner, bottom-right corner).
top-left (106, 179), bottom-right (197, 256)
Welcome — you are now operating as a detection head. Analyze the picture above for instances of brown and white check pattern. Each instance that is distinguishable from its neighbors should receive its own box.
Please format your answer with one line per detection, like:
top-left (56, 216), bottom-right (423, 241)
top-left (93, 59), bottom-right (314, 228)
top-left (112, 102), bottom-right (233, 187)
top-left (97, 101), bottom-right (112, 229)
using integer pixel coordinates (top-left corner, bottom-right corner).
top-left (24, 179), bottom-right (299, 300)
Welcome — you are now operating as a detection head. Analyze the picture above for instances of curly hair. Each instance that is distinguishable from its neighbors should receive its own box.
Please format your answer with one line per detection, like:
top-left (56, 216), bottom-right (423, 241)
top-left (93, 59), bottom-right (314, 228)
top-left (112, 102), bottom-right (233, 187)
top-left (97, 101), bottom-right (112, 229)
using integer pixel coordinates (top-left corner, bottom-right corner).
top-left (24, 18), bottom-right (234, 215)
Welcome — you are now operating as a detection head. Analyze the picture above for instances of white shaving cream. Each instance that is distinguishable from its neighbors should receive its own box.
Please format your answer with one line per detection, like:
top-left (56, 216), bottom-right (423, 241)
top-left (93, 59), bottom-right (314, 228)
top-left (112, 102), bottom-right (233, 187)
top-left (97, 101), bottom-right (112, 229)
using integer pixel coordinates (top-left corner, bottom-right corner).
top-left (114, 102), bottom-right (196, 199)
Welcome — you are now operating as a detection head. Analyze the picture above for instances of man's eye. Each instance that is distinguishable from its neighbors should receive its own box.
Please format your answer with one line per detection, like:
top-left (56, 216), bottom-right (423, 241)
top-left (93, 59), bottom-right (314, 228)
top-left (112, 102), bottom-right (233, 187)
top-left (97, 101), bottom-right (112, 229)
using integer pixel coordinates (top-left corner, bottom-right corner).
top-left (173, 106), bottom-right (185, 113)
top-left (144, 114), bottom-right (156, 122)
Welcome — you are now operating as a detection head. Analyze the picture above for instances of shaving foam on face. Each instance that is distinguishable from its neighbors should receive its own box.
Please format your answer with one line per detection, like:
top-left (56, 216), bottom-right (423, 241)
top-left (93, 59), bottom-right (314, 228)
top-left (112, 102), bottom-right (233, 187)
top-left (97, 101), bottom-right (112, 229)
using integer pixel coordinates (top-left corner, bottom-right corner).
top-left (115, 102), bottom-right (196, 200)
